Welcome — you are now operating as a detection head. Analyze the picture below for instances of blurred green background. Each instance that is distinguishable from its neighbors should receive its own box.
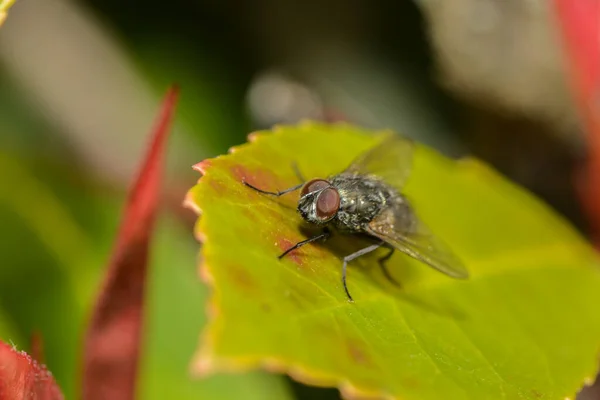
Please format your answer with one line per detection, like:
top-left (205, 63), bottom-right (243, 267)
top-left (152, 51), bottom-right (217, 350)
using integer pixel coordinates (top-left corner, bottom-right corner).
top-left (0, 0), bottom-right (590, 399)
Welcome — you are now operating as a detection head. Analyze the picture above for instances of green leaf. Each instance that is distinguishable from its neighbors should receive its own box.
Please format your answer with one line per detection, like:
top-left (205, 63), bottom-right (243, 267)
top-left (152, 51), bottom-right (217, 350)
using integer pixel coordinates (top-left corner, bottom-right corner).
top-left (0, 307), bottom-right (19, 344)
top-left (186, 122), bottom-right (600, 400)
top-left (0, 153), bottom-right (99, 398)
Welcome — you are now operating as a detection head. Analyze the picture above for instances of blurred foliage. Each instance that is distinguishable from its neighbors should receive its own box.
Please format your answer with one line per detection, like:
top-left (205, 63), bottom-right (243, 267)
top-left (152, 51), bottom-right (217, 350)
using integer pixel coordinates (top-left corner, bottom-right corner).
top-left (0, 0), bottom-right (16, 26)
top-left (0, 340), bottom-right (64, 399)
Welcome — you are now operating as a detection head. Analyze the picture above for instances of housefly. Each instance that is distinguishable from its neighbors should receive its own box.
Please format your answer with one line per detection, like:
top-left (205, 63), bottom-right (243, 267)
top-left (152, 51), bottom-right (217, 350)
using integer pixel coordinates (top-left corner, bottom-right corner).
top-left (242, 133), bottom-right (468, 301)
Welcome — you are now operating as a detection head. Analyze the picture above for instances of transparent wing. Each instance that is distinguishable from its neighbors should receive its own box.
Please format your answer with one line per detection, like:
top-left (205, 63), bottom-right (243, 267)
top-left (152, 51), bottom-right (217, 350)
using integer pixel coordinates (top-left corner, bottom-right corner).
top-left (343, 133), bottom-right (415, 191)
top-left (366, 205), bottom-right (469, 279)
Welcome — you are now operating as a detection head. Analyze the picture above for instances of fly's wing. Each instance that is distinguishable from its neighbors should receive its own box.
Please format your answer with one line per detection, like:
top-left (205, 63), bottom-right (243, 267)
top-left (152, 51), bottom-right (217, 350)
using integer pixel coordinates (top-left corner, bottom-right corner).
top-left (342, 133), bottom-right (415, 191)
top-left (366, 205), bottom-right (469, 279)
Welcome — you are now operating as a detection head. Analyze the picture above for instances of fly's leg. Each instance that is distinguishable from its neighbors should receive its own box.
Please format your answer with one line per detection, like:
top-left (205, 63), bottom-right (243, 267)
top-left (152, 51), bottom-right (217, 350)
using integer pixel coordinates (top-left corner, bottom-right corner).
top-left (242, 180), bottom-right (303, 196)
top-left (242, 164), bottom-right (306, 196)
top-left (278, 229), bottom-right (331, 259)
top-left (378, 246), bottom-right (400, 287)
top-left (342, 242), bottom-right (385, 302)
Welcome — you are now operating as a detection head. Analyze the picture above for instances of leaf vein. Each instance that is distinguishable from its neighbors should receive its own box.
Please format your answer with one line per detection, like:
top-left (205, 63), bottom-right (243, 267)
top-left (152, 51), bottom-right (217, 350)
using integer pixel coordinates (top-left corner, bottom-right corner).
top-left (390, 299), bottom-right (469, 399)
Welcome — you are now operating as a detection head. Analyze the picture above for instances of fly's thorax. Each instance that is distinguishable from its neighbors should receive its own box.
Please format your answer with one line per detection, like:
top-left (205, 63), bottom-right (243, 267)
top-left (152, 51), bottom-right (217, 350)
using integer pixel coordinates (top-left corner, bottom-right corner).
top-left (330, 174), bottom-right (394, 231)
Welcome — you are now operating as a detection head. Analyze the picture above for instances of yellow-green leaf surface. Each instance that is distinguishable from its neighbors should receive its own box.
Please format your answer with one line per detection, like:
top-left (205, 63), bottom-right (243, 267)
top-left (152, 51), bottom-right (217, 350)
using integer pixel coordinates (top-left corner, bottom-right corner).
top-left (185, 122), bottom-right (600, 400)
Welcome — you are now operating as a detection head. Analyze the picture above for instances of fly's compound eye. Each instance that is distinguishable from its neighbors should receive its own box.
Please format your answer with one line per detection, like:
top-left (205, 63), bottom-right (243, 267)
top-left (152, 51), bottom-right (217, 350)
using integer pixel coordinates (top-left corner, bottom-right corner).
top-left (301, 179), bottom-right (330, 197)
top-left (316, 188), bottom-right (340, 221)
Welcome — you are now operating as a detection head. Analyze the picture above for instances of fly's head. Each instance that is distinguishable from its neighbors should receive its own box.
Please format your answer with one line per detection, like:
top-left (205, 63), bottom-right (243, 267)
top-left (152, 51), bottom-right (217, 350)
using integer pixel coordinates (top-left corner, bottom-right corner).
top-left (297, 179), bottom-right (341, 225)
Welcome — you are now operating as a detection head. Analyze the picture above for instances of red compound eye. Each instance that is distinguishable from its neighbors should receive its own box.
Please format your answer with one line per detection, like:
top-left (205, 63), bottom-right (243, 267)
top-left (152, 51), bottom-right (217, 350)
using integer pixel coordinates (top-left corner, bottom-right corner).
top-left (316, 188), bottom-right (340, 220)
top-left (301, 179), bottom-right (330, 197)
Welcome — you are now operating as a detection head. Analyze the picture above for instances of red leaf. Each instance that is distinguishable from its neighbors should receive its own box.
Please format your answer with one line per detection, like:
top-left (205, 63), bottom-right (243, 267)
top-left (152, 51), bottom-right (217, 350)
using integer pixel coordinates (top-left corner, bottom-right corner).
top-left (81, 86), bottom-right (179, 400)
top-left (30, 331), bottom-right (44, 365)
top-left (553, 0), bottom-right (600, 245)
top-left (0, 340), bottom-right (64, 400)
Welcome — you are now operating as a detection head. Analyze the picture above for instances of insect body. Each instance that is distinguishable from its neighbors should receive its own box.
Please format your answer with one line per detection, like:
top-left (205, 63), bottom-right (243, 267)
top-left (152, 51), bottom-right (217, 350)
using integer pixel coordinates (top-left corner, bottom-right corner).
top-left (243, 134), bottom-right (468, 301)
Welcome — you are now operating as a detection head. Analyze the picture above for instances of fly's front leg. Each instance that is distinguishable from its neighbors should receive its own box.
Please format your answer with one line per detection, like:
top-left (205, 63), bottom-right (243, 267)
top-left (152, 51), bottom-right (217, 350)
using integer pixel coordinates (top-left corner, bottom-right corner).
top-left (278, 228), bottom-right (331, 259)
top-left (242, 164), bottom-right (306, 196)
top-left (242, 180), bottom-right (303, 196)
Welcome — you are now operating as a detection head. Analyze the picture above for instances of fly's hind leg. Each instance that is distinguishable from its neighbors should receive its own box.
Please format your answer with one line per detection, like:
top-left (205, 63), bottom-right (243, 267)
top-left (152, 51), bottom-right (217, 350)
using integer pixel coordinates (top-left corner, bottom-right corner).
top-left (378, 246), bottom-right (401, 287)
top-left (342, 242), bottom-right (385, 302)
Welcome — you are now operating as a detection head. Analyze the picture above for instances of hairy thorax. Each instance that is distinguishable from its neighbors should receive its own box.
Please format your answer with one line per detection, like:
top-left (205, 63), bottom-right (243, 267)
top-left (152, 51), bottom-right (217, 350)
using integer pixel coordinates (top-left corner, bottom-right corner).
top-left (329, 174), bottom-right (400, 233)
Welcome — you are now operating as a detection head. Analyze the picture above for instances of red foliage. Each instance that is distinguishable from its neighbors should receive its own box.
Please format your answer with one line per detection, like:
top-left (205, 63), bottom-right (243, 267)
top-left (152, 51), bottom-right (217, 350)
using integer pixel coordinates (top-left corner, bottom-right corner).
top-left (0, 340), bottom-right (63, 400)
top-left (30, 331), bottom-right (44, 365)
top-left (553, 0), bottom-right (600, 246)
top-left (81, 86), bottom-right (179, 400)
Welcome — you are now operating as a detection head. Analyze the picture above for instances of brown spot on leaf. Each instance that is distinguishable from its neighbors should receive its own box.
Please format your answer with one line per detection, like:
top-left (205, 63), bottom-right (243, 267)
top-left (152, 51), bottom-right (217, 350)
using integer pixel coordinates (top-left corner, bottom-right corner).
top-left (229, 264), bottom-right (258, 295)
top-left (277, 237), bottom-right (303, 265)
top-left (269, 206), bottom-right (298, 227)
top-left (231, 165), bottom-right (281, 191)
top-left (346, 338), bottom-right (372, 366)
top-left (530, 389), bottom-right (542, 398)
top-left (403, 377), bottom-right (420, 389)
top-left (261, 303), bottom-right (272, 313)
top-left (231, 164), bottom-right (252, 182)
top-left (208, 178), bottom-right (226, 195)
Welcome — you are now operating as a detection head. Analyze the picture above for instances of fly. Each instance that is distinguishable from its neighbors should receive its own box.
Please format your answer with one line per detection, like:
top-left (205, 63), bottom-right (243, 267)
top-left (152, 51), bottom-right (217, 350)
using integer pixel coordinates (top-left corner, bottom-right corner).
top-left (242, 133), bottom-right (469, 301)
